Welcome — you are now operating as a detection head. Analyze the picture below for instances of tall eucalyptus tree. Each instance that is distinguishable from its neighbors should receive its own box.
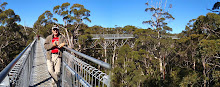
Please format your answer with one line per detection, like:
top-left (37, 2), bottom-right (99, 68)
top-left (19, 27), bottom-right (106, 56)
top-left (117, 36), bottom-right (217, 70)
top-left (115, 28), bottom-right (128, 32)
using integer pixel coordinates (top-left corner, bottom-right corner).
top-left (143, 0), bottom-right (174, 79)
top-left (53, 2), bottom-right (91, 51)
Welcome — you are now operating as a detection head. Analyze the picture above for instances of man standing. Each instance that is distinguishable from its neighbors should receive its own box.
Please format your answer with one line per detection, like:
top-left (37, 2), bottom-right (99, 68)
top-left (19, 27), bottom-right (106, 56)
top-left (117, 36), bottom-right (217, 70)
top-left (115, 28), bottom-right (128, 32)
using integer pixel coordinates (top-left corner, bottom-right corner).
top-left (44, 25), bottom-right (67, 86)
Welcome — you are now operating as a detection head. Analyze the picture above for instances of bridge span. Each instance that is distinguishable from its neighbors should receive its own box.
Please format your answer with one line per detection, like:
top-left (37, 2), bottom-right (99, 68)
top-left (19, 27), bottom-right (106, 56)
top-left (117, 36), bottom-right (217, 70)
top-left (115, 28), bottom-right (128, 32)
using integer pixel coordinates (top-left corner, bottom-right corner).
top-left (0, 37), bottom-right (110, 87)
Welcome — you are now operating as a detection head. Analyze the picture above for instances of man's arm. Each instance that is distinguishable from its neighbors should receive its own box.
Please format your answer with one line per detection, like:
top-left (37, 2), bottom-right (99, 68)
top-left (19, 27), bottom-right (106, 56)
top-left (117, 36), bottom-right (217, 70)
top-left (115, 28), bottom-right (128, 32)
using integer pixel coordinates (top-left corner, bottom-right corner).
top-left (44, 36), bottom-right (54, 50)
top-left (58, 36), bottom-right (67, 48)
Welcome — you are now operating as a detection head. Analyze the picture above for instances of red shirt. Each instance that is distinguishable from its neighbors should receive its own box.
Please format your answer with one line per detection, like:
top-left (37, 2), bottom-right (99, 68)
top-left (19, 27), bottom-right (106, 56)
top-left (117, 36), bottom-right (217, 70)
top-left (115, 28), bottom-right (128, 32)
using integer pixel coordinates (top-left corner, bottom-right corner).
top-left (51, 37), bottom-right (59, 53)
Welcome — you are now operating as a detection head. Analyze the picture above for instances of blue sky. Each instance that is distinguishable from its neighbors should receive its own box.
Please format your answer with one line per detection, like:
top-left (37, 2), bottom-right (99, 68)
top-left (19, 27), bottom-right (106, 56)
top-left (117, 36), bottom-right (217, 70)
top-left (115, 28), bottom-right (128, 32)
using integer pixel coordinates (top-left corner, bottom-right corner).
top-left (2, 0), bottom-right (217, 34)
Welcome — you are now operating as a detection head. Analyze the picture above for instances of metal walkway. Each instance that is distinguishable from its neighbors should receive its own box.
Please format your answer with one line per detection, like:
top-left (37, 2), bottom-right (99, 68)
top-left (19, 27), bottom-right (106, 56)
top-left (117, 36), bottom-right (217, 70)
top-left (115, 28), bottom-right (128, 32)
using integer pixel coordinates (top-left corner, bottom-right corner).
top-left (91, 34), bottom-right (134, 39)
top-left (0, 37), bottom-right (110, 87)
top-left (30, 40), bottom-right (52, 87)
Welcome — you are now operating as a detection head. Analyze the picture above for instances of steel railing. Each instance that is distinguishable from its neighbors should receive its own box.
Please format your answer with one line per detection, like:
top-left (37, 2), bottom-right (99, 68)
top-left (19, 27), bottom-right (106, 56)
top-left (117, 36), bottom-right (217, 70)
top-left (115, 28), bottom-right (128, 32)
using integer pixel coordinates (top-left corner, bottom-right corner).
top-left (40, 37), bottom-right (111, 87)
top-left (91, 34), bottom-right (134, 39)
top-left (1, 37), bottom-right (111, 87)
top-left (0, 38), bottom-right (37, 87)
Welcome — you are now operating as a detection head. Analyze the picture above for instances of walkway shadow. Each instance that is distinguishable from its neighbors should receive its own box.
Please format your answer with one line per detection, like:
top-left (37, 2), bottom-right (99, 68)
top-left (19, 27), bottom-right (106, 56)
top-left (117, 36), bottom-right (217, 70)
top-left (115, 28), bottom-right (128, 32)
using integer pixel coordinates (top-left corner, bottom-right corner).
top-left (29, 77), bottom-right (52, 87)
top-left (32, 63), bottom-right (46, 68)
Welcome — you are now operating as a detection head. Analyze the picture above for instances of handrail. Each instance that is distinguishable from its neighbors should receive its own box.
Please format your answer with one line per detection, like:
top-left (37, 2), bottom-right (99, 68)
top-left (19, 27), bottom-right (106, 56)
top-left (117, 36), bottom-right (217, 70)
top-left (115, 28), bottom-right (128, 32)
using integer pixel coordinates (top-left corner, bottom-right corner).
top-left (63, 46), bottom-right (111, 69)
top-left (62, 51), bottom-right (110, 87)
top-left (40, 37), bottom-right (111, 69)
top-left (91, 34), bottom-right (134, 39)
top-left (40, 37), bottom-right (110, 87)
top-left (0, 44), bottom-right (30, 83)
top-left (0, 39), bottom-right (36, 83)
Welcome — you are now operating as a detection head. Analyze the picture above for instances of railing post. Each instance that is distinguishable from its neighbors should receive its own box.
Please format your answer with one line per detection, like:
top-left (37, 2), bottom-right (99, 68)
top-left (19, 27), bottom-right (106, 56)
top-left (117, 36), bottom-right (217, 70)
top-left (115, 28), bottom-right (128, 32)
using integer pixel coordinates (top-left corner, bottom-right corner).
top-left (40, 38), bottom-right (111, 87)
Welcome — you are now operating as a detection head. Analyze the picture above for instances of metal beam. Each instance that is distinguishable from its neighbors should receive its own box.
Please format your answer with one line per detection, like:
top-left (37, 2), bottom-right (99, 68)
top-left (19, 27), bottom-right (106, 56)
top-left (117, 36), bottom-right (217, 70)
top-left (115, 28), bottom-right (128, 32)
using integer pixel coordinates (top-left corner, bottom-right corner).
top-left (63, 47), bottom-right (111, 69)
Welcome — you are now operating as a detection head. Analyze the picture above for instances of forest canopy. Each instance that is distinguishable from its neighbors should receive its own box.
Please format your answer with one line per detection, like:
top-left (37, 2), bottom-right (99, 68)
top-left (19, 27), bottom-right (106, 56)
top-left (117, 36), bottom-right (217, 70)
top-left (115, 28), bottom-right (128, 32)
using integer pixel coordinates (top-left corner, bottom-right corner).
top-left (0, 1), bottom-right (219, 87)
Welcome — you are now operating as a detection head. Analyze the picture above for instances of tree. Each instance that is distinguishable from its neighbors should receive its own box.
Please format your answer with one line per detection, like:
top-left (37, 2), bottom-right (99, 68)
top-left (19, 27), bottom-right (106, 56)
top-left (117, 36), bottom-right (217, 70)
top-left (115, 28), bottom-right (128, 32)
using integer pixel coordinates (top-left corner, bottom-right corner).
top-left (112, 45), bottom-right (145, 87)
top-left (177, 12), bottom-right (220, 86)
top-left (53, 2), bottom-right (91, 51)
top-left (34, 10), bottom-right (56, 37)
top-left (143, 0), bottom-right (174, 79)
top-left (199, 39), bottom-right (219, 86)
top-left (0, 2), bottom-right (34, 71)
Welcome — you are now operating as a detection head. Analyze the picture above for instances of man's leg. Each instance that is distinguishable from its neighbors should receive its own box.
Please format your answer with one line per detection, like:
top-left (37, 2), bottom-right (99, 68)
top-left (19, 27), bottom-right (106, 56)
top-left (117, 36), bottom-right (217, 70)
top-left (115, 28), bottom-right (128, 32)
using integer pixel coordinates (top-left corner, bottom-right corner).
top-left (52, 54), bottom-right (61, 81)
top-left (51, 54), bottom-right (61, 87)
top-left (54, 57), bottom-right (61, 78)
top-left (48, 54), bottom-right (59, 81)
top-left (47, 59), bottom-right (58, 86)
top-left (54, 57), bottom-right (61, 87)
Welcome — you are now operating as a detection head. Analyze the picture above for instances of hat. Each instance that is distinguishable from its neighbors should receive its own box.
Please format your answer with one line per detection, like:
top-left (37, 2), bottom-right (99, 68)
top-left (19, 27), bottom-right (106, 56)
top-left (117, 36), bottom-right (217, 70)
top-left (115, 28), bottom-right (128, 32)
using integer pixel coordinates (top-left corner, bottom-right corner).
top-left (52, 25), bottom-right (59, 30)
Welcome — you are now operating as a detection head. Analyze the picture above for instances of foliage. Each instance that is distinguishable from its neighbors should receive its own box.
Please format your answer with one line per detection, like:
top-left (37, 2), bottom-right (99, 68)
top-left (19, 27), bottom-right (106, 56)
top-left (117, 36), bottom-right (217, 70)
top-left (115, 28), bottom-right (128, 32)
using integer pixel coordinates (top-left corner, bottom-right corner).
top-left (111, 2), bottom-right (219, 87)
top-left (0, 2), bottom-right (34, 71)
top-left (1, 1), bottom-right (220, 87)
top-left (208, 2), bottom-right (220, 15)
top-left (33, 10), bottom-right (56, 38)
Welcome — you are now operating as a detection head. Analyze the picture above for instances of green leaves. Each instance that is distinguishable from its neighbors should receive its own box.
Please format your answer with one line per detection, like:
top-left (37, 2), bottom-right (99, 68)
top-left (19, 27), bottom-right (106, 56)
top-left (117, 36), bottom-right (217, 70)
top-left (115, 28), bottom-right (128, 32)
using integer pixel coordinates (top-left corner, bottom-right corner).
top-left (177, 11), bottom-right (220, 87)
top-left (70, 3), bottom-right (84, 9)
top-left (0, 12), bottom-right (7, 24)
top-left (53, 18), bottom-right (58, 22)
top-left (33, 10), bottom-right (56, 38)
top-left (61, 11), bottom-right (68, 16)
top-left (53, 3), bottom-right (91, 25)
top-left (185, 13), bottom-right (220, 38)
top-left (145, 7), bottom-right (156, 12)
top-left (0, 2), bottom-right (35, 71)
top-left (4, 9), bottom-right (15, 17)
top-left (0, 2), bottom-right (7, 11)
top-left (199, 39), bottom-right (219, 56)
top-left (70, 3), bottom-right (91, 23)
top-left (34, 10), bottom-right (54, 26)
top-left (0, 8), bottom-right (20, 25)
top-left (44, 10), bottom-right (53, 19)
top-left (53, 5), bottom-right (61, 15)
top-left (83, 17), bottom-right (91, 22)
top-left (113, 45), bottom-right (147, 87)
top-left (61, 2), bottom-right (70, 11)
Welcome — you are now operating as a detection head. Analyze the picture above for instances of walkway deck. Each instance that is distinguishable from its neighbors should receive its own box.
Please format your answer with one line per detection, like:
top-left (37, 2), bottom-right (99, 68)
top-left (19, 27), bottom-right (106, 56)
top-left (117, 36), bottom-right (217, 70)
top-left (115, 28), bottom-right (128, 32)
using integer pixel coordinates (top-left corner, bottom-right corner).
top-left (30, 40), bottom-right (53, 87)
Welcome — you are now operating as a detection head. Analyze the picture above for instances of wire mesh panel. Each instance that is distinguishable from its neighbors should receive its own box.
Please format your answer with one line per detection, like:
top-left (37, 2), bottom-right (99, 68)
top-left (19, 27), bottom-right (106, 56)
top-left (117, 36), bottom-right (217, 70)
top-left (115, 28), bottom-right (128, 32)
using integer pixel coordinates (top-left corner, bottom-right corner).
top-left (62, 51), bottom-right (110, 87)
top-left (0, 39), bottom-right (37, 87)
top-left (39, 37), bottom-right (110, 87)
top-left (11, 39), bottom-right (36, 87)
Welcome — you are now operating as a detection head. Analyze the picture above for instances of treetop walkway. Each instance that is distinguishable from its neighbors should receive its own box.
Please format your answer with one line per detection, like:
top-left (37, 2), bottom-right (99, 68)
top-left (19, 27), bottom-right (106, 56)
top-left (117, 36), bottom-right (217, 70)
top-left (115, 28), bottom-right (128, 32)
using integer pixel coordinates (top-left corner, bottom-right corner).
top-left (0, 37), bottom-right (110, 87)
top-left (91, 34), bottom-right (135, 39)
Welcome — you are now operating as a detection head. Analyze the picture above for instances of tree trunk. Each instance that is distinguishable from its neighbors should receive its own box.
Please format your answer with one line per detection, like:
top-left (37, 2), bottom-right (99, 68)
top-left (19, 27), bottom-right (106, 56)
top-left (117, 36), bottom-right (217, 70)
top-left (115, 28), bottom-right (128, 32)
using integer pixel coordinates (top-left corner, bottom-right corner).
top-left (70, 36), bottom-right (74, 48)
top-left (104, 41), bottom-right (107, 63)
top-left (157, 31), bottom-right (163, 78)
top-left (163, 56), bottom-right (166, 80)
top-left (202, 57), bottom-right (206, 87)
top-left (159, 57), bottom-right (163, 76)
top-left (64, 28), bottom-right (72, 47)
top-left (104, 48), bottom-right (107, 63)
top-left (74, 23), bottom-right (82, 52)
top-left (193, 60), bottom-right (196, 70)
top-left (57, 23), bottom-right (72, 48)
top-left (112, 44), bottom-right (116, 68)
